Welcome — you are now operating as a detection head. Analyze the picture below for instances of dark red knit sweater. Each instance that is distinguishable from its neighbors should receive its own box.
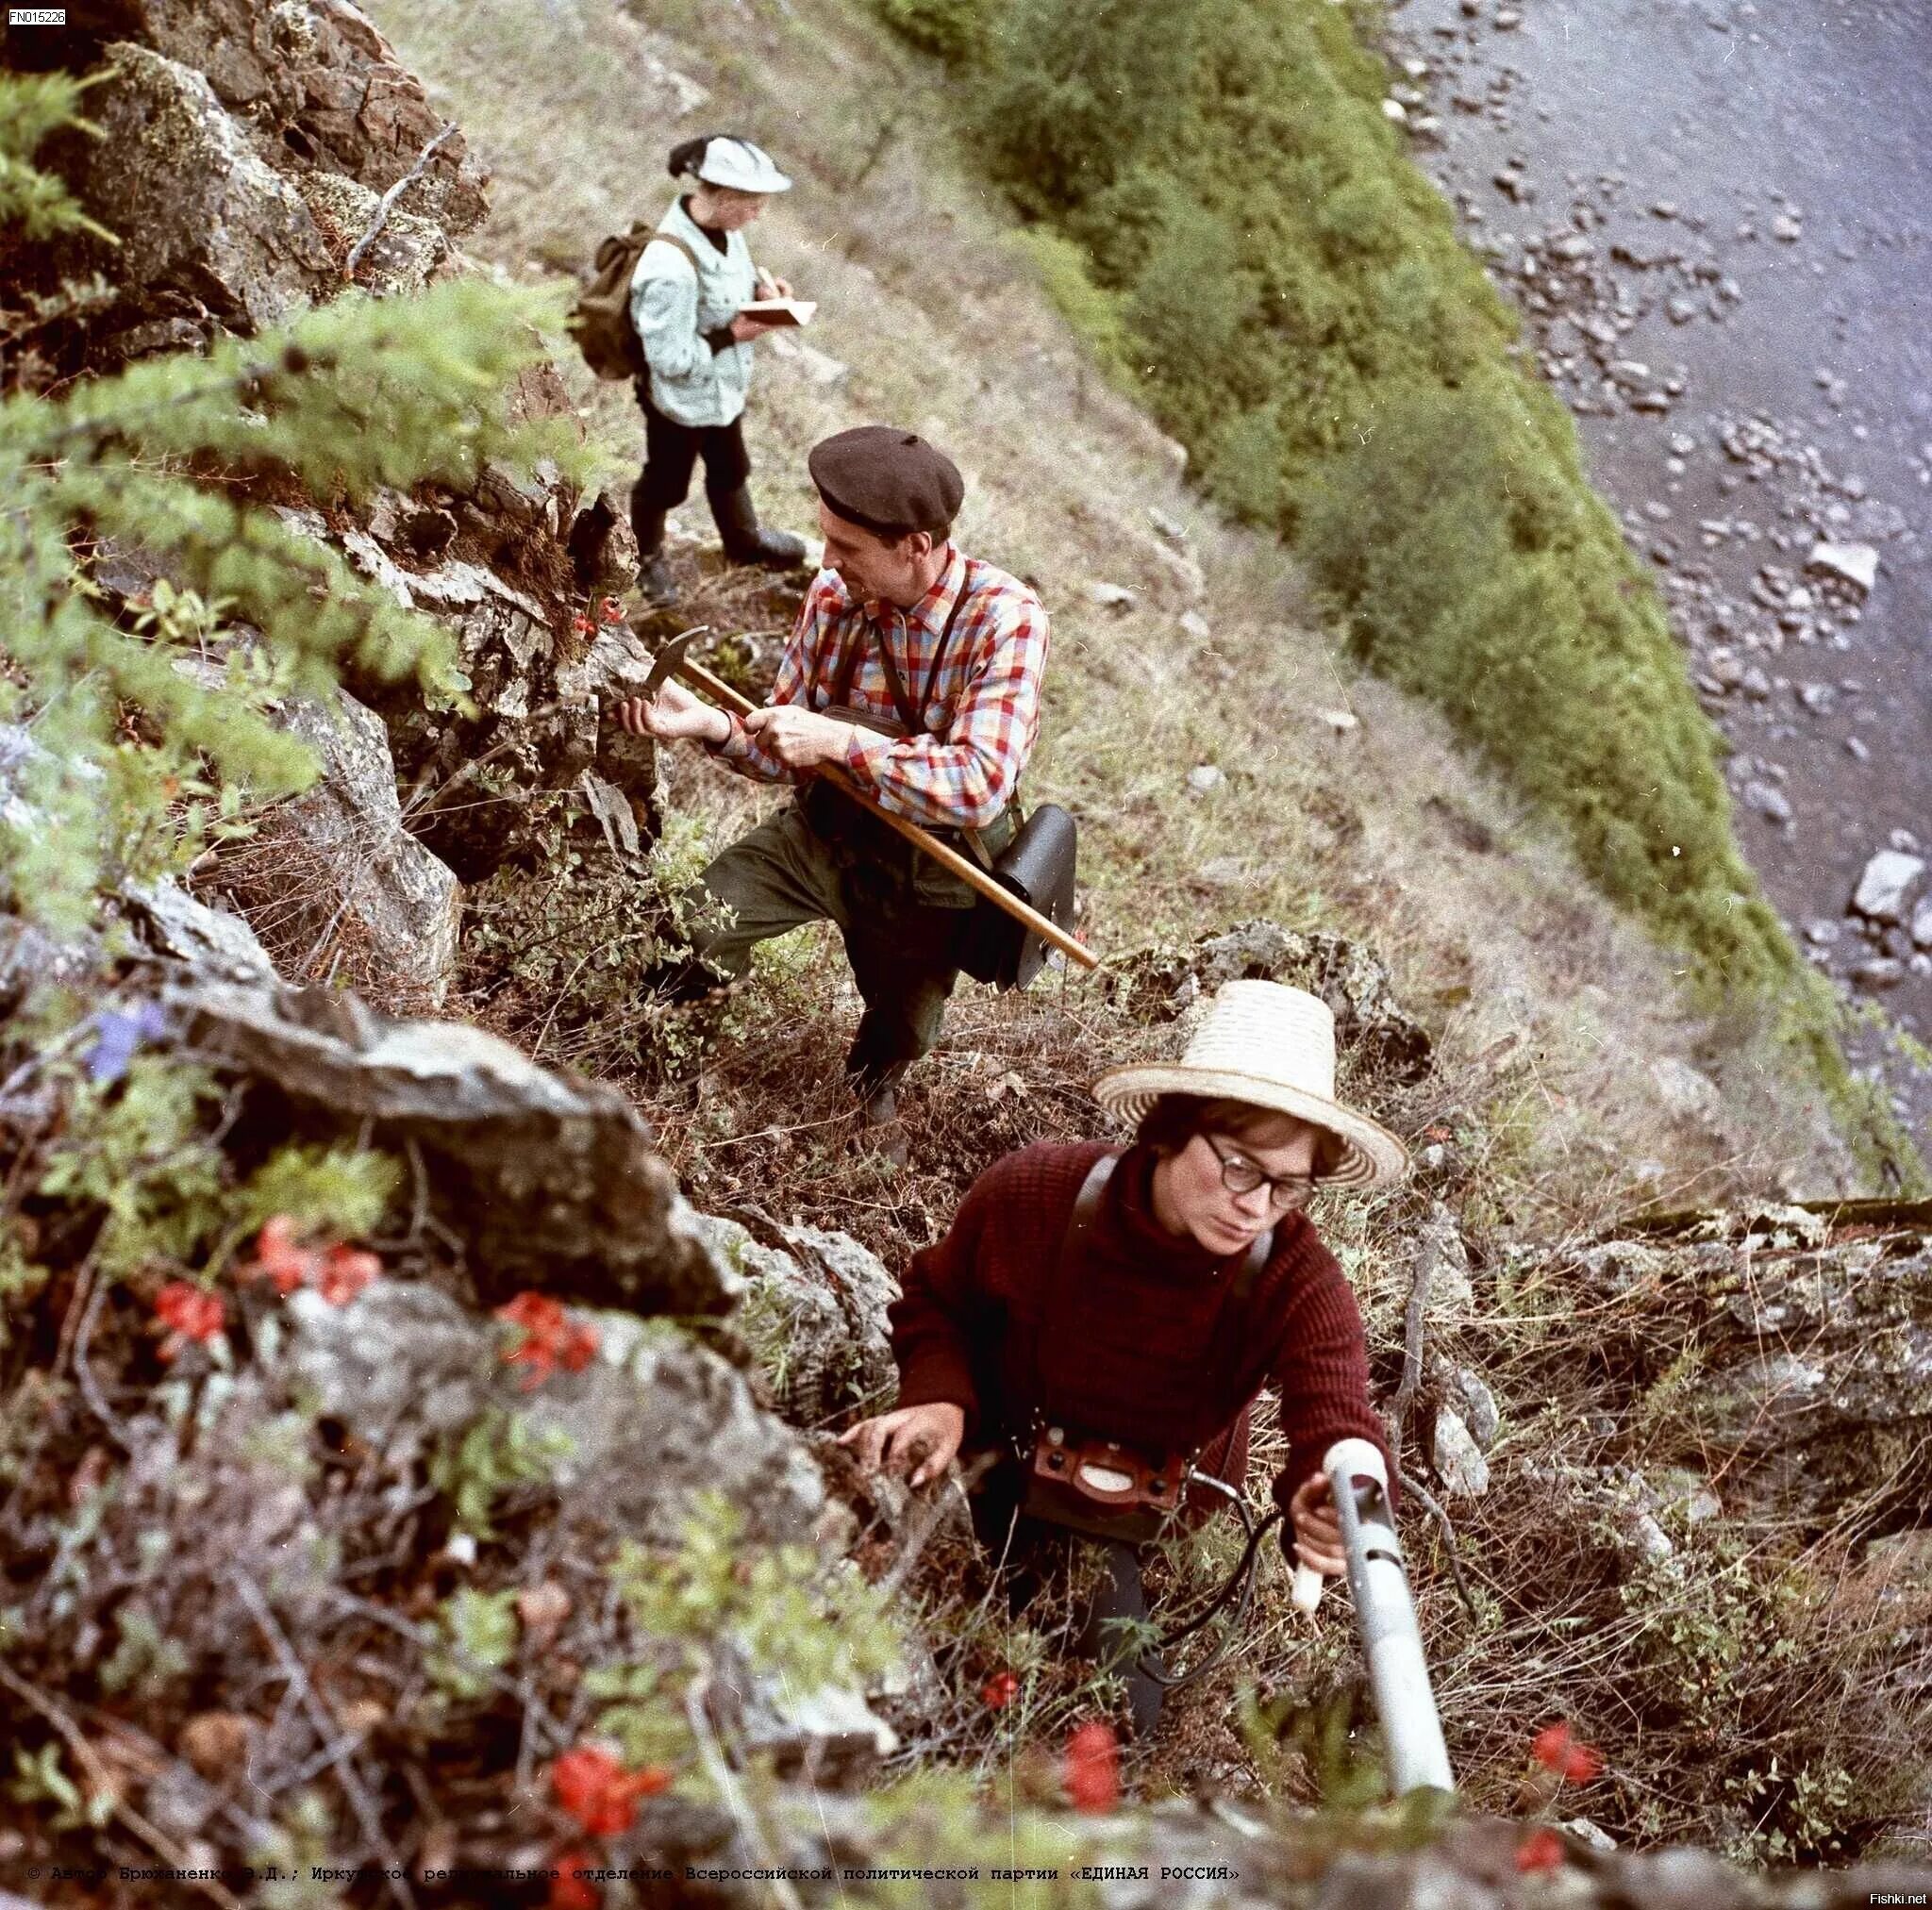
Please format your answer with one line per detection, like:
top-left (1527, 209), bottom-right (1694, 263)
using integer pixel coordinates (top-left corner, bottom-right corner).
top-left (890, 1140), bottom-right (1393, 1518)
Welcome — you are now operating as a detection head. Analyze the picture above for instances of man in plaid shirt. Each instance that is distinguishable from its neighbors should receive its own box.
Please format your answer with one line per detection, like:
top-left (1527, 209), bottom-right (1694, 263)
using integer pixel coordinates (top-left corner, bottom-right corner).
top-left (619, 425), bottom-right (1051, 1154)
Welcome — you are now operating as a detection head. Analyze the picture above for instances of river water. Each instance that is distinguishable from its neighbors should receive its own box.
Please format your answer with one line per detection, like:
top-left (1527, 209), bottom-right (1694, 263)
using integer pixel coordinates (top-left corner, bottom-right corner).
top-left (1389, 0), bottom-right (1932, 1150)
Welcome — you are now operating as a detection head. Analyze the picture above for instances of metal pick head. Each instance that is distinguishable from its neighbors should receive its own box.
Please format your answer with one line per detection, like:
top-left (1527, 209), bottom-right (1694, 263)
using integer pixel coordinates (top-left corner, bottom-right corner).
top-left (640, 625), bottom-right (706, 700)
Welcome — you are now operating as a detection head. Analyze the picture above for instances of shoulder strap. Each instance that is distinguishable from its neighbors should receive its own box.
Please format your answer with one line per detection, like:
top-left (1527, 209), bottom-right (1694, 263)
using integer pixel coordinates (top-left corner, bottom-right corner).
top-left (1029, 1150), bottom-right (1120, 1434)
top-left (1043, 1152), bottom-right (1271, 1434)
top-left (873, 559), bottom-right (976, 737)
top-left (640, 231), bottom-right (702, 277)
top-left (1055, 1151), bottom-right (1119, 1300)
top-left (920, 556), bottom-right (977, 716)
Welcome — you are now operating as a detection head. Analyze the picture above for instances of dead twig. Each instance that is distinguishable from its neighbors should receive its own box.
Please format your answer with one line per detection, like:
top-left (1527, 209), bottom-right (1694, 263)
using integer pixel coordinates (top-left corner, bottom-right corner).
top-left (0, 1659), bottom-right (245, 1910)
top-left (874, 1453), bottom-right (994, 1608)
top-left (1389, 1219), bottom-right (1441, 1455)
top-left (71, 1267), bottom-right (130, 1446)
top-left (683, 1675), bottom-right (805, 1910)
top-left (1397, 1468), bottom-right (1481, 1626)
top-left (345, 125), bottom-right (458, 280)
top-left (233, 1571), bottom-right (418, 1910)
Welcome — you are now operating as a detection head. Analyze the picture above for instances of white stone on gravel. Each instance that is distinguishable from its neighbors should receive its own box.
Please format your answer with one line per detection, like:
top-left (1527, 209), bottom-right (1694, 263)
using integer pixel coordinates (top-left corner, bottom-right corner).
top-left (1852, 850), bottom-right (1924, 923)
top-left (1433, 1408), bottom-right (1491, 1499)
top-left (1807, 539), bottom-right (1878, 591)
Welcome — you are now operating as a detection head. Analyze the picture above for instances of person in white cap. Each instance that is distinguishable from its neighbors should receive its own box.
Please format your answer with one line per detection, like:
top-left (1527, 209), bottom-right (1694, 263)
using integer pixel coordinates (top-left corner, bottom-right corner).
top-left (839, 980), bottom-right (1407, 1736)
top-left (628, 134), bottom-right (807, 603)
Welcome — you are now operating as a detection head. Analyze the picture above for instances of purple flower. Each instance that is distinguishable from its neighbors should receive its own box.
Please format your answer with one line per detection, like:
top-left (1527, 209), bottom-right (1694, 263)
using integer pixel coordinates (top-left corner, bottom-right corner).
top-left (85, 1001), bottom-right (168, 1085)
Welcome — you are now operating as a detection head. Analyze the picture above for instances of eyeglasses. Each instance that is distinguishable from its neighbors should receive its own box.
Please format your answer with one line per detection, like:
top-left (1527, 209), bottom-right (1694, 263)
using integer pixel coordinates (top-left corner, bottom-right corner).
top-left (1203, 1136), bottom-right (1321, 1212)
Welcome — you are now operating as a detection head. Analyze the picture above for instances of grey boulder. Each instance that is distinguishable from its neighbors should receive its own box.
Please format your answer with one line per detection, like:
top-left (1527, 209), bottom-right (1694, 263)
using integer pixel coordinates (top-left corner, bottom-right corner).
top-left (167, 974), bottom-right (737, 1317)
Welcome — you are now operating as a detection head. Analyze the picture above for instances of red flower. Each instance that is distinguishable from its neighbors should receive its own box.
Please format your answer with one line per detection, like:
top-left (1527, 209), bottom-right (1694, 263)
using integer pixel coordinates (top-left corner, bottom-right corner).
top-left (549, 1851), bottom-right (599, 1910)
top-left (981, 1671), bottom-right (1019, 1712)
top-left (1515, 1826), bottom-right (1565, 1874)
top-left (1531, 1721), bottom-right (1603, 1785)
top-left (551, 1745), bottom-right (670, 1837)
top-left (248, 1215), bottom-right (321, 1295)
top-left (315, 1245), bottom-right (381, 1307)
top-left (1062, 1720), bottom-right (1119, 1814)
top-left (572, 613), bottom-right (595, 637)
top-left (496, 1293), bottom-right (596, 1389)
top-left (154, 1282), bottom-right (225, 1359)
top-left (597, 596), bottom-right (625, 624)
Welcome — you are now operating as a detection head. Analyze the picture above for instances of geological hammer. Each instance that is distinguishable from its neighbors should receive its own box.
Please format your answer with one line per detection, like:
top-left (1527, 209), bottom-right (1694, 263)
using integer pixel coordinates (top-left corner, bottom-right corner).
top-left (634, 625), bottom-right (1100, 972)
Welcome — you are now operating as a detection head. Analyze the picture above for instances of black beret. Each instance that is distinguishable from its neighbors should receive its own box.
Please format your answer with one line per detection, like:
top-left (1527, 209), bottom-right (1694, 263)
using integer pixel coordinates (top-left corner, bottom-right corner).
top-left (808, 424), bottom-right (964, 538)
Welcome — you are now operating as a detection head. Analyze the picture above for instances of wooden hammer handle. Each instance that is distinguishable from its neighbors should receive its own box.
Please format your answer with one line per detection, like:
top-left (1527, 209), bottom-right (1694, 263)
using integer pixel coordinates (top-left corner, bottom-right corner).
top-left (675, 657), bottom-right (1100, 972)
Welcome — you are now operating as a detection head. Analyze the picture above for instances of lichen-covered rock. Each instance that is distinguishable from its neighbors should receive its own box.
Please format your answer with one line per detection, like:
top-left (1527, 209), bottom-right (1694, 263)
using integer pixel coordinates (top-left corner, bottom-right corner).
top-left (1432, 1407), bottom-right (1491, 1500)
top-left (122, 876), bottom-right (276, 981)
top-left (75, 42), bottom-right (338, 329)
top-left (700, 1214), bottom-right (900, 1428)
top-left (1546, 1204), bottom-right (1932, 1520)
top-left (1114, 919), bottom-right (1433, 1088)
top-left (296, 166), bottom-right (450, 293)
top-left (116, 0), bottom-right (489, 235)
top-left (283, 1282), bottom-right (824, 1546)
top-left (276, 687), bottom-right (462, 1003)
top-left (167, 974), bottom-right (737, 1317)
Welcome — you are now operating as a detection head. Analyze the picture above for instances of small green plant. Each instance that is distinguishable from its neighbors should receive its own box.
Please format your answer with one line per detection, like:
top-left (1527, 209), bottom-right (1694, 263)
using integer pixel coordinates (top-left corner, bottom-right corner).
top-left (8, 1742), bottom-right (114, 1835)
top-left (428, 1407), bottom-right (578, 1541)
top-left (609, 1496), bottom-right (901, 1695)
top-left (22, 1053), bottom-right (405, 1323)
top-left (427, 1586), bottom-right (520, 1701)
top-left (97, 1603), bottom-right (191, 1702)
top-left (35, 1055), bottom-right (227, 1276)
top-left (574, 1495), bottom-right (903, 1791)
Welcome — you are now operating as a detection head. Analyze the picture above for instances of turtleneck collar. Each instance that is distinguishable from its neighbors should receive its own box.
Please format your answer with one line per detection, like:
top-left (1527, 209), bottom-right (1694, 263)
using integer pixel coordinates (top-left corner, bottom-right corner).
top-left (1108, 1143), bottom-right (1232, 1280)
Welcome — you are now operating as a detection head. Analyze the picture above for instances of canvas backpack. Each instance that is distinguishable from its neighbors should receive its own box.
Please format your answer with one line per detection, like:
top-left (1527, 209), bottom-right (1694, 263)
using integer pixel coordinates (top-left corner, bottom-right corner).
top-left (567, 224), bottom-right (700, 381)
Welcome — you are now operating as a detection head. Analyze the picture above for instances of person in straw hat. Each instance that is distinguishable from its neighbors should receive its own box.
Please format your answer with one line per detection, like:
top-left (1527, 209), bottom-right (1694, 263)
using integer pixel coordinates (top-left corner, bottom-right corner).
top-left (840, 979), bottom-right (1407, 1736)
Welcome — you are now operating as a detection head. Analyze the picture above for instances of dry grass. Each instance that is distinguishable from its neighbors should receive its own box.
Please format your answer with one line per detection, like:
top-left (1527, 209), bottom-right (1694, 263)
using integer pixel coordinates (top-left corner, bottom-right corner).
top-left (346, 0), bottom-right (1932, 1858)
top-left (375, 0), bottom-right (1857, 1215)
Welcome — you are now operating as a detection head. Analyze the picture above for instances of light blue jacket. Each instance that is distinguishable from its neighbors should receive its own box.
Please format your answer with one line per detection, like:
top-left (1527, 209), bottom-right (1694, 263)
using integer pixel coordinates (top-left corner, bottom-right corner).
top-left (629, 194), bottom-right (758, 430)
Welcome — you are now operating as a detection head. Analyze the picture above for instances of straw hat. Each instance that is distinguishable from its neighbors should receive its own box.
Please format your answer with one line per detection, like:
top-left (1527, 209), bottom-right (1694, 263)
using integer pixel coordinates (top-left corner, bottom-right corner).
top-left (1092, 980), bottom-right (1409, 1188)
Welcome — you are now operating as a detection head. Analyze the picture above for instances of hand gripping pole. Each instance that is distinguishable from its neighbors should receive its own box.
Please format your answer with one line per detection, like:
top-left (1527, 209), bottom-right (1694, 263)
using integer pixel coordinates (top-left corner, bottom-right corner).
top-left (1324, 1437), bottom-right (1455, 1797)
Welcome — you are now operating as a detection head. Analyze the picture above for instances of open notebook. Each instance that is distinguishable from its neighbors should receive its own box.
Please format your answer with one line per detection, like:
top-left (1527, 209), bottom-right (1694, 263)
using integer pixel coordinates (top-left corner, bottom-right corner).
top-left (739, 297), bottom-right (818, 327)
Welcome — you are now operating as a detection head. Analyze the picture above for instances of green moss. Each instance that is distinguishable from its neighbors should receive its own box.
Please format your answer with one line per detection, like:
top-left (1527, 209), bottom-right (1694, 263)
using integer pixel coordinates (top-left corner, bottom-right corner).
top-left (876, 0), bottom-right (1924, 1183)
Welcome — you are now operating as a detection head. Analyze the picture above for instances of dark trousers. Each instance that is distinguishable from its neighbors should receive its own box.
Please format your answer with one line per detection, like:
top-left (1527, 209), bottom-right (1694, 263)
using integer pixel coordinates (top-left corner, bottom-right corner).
top-left (646, 800), bottom-right (968, 1094)
top-left (972, 1458), bottom-right (1165, 1736)
top-left (629, 383), bottom-right (752, 556)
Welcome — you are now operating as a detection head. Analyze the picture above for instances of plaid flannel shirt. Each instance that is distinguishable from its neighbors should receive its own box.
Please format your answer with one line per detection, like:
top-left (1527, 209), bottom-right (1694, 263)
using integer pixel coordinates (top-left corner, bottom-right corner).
top-left (714, 545), bottom-right (1050, 831)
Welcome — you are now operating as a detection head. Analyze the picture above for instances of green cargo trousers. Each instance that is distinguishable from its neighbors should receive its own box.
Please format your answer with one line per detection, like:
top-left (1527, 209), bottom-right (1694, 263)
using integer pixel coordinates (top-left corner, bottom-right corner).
top-left (649, 793), bottom-right (981, 1093)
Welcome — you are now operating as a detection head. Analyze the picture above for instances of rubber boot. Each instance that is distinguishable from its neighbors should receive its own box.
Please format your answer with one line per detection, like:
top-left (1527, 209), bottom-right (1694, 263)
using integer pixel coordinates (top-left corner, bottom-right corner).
top-left (630, 495), bottom-right (679, 606)
top-left (846, 1055), bottom-right (909, 1168)
top-left (1078, 1538), bottom-right (1165, 1738)
top-left (708, 482), bottom-right (808, 572)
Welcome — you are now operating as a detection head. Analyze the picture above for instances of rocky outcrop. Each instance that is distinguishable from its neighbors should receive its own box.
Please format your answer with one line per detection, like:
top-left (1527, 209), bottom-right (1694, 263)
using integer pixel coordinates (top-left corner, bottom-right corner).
top-left (1513, 1201), bottom-right (1932, 1523)
top-left (1112, 919), bottom-right (1435, 1088)
top-left (75, 41), bottom-right (340, 332)
top-left (275, 685), bottom-right (463, 1001)
top-left (268, 496), bottom-right (663, 888)
top-left (700, 1213), bottom-right (900, 1430)
top-left (169, 972), bottom-right (734, 1316)
top-left (508, 1783), bottom-right (1931, 1908)
top-left (24, 0), bottom-right (489, 346)
top-left (122, 875), bottom-right (276, 980)
top-left (14, 0), bottom-right (657, 928)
